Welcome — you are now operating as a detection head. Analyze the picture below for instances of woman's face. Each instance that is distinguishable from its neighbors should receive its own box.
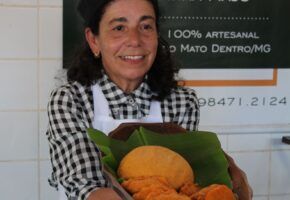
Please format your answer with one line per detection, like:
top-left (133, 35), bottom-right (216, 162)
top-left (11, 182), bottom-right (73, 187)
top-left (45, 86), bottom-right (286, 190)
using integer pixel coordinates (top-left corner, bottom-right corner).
top-left (89, 0), bottom-right (158, 91)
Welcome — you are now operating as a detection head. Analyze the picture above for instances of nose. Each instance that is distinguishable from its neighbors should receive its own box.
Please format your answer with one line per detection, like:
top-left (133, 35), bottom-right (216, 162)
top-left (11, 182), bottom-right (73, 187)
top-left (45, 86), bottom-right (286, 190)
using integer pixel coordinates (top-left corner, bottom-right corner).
top-left (126, 28), bottom-right (142, 47)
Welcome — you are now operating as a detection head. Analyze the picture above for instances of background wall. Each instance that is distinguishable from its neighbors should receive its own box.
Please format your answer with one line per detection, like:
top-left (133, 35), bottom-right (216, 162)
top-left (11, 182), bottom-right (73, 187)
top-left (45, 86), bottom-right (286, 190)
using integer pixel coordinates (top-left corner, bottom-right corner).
top-left (0, 1), bottom-right (289, 200)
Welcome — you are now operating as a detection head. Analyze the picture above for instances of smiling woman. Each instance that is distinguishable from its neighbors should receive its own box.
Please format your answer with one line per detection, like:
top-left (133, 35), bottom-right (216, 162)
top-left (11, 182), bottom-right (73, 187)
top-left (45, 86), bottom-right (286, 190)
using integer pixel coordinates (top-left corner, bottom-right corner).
top-left (45, 0), bottom-right (254, 200)
top-left (47, 0), bottom-right (199, 199)
top-left (85, 0), bottom-right (158, 93)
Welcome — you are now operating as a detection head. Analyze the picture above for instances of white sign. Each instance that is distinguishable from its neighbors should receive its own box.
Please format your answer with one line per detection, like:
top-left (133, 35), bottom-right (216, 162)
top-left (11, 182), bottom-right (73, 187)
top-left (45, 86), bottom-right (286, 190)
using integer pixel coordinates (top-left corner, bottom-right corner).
top-left (180, 68), bottom-right (290, 133)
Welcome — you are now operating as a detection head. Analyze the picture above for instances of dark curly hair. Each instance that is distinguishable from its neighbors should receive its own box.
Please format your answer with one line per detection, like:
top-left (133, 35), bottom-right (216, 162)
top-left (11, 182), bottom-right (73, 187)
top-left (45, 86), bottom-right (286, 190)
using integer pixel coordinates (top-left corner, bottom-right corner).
top-left (67, 0), bottom-right (179, 100)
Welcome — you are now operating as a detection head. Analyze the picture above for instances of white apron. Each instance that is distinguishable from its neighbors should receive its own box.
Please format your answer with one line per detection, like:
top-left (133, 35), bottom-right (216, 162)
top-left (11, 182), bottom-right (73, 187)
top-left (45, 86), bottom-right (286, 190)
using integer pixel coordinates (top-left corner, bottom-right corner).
top-left (59, 83), bottom-right (163, 200)
top-left (91, 83), bottom-right (163, 134)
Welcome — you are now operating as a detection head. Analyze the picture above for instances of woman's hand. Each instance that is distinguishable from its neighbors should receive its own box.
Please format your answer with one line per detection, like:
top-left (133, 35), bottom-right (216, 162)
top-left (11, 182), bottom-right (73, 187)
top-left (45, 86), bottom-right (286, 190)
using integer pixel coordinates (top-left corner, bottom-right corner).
top-left (225, 153), bottom-right (253, 200)
top-left (88, 188), bottom-right (122, 200)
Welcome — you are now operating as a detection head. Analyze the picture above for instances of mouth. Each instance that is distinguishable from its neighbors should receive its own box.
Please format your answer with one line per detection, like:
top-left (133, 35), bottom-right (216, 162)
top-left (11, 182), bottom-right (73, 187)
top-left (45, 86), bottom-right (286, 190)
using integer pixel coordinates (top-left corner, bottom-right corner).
top-left (120, 55), bottom-right (145, 61)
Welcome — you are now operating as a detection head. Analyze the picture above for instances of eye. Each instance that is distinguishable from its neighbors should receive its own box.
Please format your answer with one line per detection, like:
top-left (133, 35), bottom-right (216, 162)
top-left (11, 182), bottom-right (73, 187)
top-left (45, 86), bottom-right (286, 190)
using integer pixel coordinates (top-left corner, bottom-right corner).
top-left (113, 25), bottom-right (125, 31)
top-left (142, 24), bottom-right (153, 30)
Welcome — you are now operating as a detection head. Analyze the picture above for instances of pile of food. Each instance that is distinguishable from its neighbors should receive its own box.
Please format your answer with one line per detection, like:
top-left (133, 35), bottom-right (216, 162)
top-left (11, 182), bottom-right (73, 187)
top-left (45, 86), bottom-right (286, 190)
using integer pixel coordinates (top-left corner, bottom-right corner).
top-left (117, 145), bottom-right (236, 200)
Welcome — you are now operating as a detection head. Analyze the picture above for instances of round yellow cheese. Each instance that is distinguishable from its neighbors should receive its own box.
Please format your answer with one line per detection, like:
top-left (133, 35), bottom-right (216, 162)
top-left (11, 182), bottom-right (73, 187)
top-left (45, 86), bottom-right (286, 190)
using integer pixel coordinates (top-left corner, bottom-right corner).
top-left (117, 145), bottom-right (194, 189)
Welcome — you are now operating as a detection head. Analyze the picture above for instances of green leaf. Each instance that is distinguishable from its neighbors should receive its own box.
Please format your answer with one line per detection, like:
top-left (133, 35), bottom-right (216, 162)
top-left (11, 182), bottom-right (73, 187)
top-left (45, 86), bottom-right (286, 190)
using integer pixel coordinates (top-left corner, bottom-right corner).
top-left (87, 126), bottom-right (232, 188)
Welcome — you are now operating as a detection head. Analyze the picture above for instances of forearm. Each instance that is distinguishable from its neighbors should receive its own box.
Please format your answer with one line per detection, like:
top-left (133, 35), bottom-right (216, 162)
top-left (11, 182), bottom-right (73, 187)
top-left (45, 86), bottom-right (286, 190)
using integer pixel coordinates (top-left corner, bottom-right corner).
top-left (47, 87), bottom-right (108, 199)
top-left (48, 129), bottom-right (109, 199)
top-left (224, 152), bottom-right (253, 200)
top-left (87, 188), bottom-right (122, 200)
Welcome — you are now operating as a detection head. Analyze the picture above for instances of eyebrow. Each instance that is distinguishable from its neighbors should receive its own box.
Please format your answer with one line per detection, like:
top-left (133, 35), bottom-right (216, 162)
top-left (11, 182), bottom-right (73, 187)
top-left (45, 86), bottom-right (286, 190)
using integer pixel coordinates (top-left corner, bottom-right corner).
top-left (140, 15), bottom-right (156, 22)
top-left (108, 15), bottom-right (156, 25)
top-left (109, 17), bottom-right (127, 24)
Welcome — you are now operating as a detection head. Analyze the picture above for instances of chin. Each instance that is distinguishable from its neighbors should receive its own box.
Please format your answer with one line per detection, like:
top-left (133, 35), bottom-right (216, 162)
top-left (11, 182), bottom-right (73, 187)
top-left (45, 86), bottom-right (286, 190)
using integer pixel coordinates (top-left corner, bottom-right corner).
top-left (124, 69), bottom-right (148, 80)
top-left (124, 75), bottom-right (144, 83)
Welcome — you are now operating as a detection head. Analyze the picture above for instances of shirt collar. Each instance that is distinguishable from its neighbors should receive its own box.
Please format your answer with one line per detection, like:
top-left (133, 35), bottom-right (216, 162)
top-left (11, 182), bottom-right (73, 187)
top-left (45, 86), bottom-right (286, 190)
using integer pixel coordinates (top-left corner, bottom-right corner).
top-left (97, 71), bottom-right (153, 114)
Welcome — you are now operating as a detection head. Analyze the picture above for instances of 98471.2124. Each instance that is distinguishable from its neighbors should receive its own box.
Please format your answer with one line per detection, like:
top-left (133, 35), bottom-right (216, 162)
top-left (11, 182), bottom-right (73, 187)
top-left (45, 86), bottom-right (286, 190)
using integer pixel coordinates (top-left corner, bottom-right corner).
top-left (198, 96), bottom-right (287, 107)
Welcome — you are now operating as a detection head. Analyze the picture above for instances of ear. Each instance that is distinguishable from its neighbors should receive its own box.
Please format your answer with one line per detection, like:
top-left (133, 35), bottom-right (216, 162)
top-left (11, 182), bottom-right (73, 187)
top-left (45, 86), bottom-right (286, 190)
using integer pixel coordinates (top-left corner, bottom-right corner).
top-left (85, 27), bottom-right (100, 55)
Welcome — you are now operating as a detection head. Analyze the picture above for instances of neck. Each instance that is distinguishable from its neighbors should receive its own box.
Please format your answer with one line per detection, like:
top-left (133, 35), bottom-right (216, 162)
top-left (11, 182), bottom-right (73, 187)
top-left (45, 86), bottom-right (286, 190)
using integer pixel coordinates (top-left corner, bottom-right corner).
top-left (102, 70), bottom-right (144, 93)
top-left (107, 74), bottom-right (143, 93)
top-left (116, 79), bottom-right (142, 93)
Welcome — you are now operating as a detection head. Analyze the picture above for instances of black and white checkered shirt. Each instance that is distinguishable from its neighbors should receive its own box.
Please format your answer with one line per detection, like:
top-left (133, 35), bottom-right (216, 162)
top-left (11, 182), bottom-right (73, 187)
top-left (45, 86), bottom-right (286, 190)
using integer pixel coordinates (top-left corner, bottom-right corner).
top-left (46, 73), bottom-right (200, 199)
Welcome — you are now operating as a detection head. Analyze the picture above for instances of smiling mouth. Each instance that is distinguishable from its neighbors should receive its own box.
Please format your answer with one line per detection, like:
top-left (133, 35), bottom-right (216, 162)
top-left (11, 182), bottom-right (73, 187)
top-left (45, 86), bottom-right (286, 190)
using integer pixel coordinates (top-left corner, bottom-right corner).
top-left (120, 55), bottom-right (145, 61)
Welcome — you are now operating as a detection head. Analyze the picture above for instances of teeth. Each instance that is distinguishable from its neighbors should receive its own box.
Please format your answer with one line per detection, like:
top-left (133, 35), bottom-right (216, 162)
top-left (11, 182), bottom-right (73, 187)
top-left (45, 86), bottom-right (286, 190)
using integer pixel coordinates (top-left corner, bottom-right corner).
top-left (122, 55), bottom-right (144, 60)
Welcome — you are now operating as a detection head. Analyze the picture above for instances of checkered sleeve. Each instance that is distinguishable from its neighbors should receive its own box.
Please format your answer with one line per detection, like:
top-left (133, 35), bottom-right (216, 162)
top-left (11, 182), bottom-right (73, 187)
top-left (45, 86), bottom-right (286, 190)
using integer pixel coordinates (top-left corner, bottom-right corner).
top-left (180, 87), bottom-right (200, 131)
top-left (162, 87), bottom-right (200, 131)
top-left (47, 85), bottom-right (109, 200)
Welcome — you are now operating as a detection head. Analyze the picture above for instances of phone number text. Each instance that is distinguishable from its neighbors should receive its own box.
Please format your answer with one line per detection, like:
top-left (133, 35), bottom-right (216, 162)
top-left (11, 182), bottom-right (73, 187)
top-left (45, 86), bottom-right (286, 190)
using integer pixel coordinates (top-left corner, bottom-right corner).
top-left (198, 97), bottom-right (287, 107)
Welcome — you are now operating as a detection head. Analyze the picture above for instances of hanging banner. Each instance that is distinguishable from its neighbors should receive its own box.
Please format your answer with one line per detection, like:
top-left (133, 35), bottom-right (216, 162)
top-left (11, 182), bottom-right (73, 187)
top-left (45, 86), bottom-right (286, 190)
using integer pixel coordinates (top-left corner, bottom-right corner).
top-left (158, 0), bottom-right (290, 68)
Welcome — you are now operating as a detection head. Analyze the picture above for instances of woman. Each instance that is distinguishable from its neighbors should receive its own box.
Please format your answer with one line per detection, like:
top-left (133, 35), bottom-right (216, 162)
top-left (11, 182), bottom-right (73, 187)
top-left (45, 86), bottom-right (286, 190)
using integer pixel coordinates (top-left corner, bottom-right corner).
top-left (47, 0), bottom-right (252, 200)
top-left (47, 0), bottom-right (199, 199)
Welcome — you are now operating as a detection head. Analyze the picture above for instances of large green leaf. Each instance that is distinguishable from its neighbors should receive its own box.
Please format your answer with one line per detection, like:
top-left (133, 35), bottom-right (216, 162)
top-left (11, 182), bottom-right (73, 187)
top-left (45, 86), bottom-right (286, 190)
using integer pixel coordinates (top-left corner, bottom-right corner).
top-left (87, 127), bottom-right (232, 188)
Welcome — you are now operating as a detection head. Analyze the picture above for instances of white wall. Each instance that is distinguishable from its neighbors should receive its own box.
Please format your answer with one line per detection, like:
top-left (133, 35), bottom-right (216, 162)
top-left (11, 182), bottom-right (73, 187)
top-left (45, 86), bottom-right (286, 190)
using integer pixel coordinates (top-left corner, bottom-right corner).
top-left (0, 1), bottom-right (289, 200)
top-left (0, 1), bottom-right (61, 199)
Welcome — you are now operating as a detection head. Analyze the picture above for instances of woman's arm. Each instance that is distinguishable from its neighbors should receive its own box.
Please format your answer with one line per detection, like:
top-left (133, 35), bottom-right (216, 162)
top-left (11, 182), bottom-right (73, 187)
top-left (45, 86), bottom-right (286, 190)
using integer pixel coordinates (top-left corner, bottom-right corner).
top-left (47, 85), bottom-right (109, 199)
top-left (88, 188), bottom-right (122, 200)
top-left (225, 153), bottom-right (253, 200)
top-left (165, 87), bottom-right (200, 131)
